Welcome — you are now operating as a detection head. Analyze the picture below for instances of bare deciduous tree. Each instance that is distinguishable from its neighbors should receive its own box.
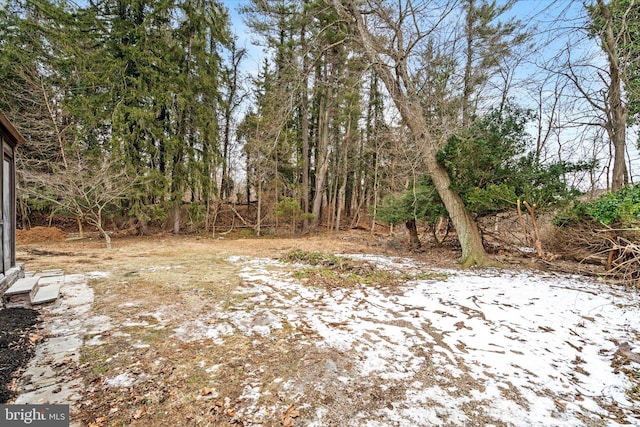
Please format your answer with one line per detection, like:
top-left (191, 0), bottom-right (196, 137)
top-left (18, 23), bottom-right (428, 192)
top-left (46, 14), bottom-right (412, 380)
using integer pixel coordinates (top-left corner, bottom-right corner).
top-left (560, 0), bottom-right (636, 191)
top-left (23, 157), bottom-right (137, 249)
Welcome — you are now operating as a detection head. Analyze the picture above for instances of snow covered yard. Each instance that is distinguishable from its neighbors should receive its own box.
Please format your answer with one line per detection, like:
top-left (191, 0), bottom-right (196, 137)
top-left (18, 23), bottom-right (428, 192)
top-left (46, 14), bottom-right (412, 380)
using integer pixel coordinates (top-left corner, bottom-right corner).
top-left (16, 235), bottom-right (640, 426)
top-left (203, 254), bottom-right (640, 426)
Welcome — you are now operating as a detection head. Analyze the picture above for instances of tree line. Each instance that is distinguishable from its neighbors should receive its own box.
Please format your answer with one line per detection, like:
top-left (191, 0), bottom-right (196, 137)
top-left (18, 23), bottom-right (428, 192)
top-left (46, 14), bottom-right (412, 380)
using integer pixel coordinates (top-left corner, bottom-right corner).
top-left (0, 0), bottom-right (638, 262)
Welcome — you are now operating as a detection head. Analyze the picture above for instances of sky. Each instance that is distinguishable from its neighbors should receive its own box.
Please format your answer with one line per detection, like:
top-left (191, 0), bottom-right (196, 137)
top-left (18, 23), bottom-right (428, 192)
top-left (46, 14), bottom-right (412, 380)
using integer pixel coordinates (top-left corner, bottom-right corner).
top-left (222, 0), bottom-right (264, 76)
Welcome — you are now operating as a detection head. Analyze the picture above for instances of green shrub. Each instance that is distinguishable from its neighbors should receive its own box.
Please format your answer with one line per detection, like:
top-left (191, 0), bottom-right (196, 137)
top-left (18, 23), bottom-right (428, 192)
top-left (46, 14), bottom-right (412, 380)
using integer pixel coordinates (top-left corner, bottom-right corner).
top-left (376, 176), bottom-right (447, 226)
top-left (275, 197), bottom-right (303, 221)
top-left (552, 201), bottom-right (588, 227)
top-left (554, 184), bottom-right (640, 227)
top-left (275, 197), bottom-right (313, 231)
top-left (377, 105), bottom-right (587, 227)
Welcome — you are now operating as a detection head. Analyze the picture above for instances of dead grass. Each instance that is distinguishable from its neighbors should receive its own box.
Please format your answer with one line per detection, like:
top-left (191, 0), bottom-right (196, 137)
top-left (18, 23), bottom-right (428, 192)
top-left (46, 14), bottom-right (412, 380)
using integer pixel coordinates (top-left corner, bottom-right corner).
top-left (14, 230), bottom-right (638, 426)
top-left (15, 231), bottom-right (403, 426)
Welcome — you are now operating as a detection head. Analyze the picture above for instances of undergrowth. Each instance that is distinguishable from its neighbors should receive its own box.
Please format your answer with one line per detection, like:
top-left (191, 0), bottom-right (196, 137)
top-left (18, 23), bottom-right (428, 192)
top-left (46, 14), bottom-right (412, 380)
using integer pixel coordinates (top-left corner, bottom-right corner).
top-left (551, 185), bottom-right (640, 286)
top-left (282, 250), bottom-right (448, 289)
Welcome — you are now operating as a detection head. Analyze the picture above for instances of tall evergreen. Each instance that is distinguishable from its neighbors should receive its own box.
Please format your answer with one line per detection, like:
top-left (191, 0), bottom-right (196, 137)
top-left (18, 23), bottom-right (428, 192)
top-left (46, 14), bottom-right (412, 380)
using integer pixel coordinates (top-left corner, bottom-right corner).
top-left (1, 0), bottom-right (231, 233)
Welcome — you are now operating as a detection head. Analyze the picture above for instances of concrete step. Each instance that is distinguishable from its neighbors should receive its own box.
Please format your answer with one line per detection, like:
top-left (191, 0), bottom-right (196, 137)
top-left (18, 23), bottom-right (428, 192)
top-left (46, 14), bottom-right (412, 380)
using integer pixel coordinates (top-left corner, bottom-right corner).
top-left (31, 284), bottom-right (61, 305)
top-left (3, 276), bottom-right (40, 308)
top-left (39, 269), bottom-right (64, 278)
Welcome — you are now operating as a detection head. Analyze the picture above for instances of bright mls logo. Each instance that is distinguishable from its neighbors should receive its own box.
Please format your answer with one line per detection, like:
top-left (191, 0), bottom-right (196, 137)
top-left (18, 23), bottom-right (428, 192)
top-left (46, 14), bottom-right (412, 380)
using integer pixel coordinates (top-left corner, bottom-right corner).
top-left (0, 404), bottom-right (69, 426)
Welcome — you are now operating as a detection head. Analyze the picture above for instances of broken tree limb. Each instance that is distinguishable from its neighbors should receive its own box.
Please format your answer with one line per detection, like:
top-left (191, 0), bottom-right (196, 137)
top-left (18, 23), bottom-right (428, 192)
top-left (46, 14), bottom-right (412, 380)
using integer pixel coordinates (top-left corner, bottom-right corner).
top-left (523, 201), bottom-right (544, 258)
top-left (228, 204), bottom-right (252, 228)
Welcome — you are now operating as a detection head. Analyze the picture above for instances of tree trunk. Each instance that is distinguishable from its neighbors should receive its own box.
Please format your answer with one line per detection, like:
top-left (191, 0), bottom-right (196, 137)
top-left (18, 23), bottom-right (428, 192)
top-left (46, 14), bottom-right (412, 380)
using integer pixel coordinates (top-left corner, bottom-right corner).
top-left (19, 198), bottom-right (30, 230)
top-left (350, 133), bottom-right (365, 228)
top-left (300, 24), bottom-right (311, 232)
top-left (221, 41), bottom-right (244, 200)
top-left (77, 216), bottom-right (84, 239)
top-left (256, 179), bottom-right (262, 236)
top-left (137, 218), bottom-right (148, 236)
top-left (173, 201), bottom-right (180, 234)
top-left (90, 211), bottom-right (111, 249)
top-left (462, 0), bottom-right (475, 126)
top-left (405, 219), bottom-right (421, 251)
top-left (99, 226), bottom-right (112, 250)
top-left (427, 159), bottom-right (486, 266)
top-left (596, 0), bottom-right (628, 191)
top-left (335, 125), bottom-right (350, 232)
top-left (246, 151), bottom-right (251, 206)
top-left (370, 146), bottom-right (379, 234)
top-left (311, 62), bottom-right (332, 231)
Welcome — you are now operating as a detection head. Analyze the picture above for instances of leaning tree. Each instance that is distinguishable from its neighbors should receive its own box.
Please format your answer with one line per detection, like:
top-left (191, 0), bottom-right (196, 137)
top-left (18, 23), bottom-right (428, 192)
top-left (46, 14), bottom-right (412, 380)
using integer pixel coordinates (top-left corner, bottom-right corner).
top-left (332, 0), bottom-right (525, 266)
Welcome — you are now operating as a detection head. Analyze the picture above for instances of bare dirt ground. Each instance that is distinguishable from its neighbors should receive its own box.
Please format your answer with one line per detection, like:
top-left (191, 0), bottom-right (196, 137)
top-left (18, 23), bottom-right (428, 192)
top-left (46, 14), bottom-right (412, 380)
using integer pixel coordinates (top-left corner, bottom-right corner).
top-left (10, 229), bottom-right (640, 426)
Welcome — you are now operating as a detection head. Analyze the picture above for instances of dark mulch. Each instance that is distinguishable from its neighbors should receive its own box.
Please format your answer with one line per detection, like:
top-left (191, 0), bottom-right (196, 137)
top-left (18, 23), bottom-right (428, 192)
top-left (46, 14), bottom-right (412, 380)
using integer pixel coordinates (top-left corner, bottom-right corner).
top-left (0, 307), bottom-right (41, 403)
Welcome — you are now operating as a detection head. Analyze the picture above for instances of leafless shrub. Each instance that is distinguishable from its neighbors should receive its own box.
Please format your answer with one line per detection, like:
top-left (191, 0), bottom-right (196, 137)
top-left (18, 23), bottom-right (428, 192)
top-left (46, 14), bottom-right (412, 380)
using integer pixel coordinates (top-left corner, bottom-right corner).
top-left (547, 221), bottom-right (640, 287)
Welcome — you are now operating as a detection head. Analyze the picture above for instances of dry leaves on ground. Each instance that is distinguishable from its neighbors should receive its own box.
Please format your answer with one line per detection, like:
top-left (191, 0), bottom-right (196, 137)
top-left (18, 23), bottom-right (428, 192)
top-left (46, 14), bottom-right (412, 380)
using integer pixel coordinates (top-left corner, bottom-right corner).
top-left (281, 403), bottom-right (300, 427)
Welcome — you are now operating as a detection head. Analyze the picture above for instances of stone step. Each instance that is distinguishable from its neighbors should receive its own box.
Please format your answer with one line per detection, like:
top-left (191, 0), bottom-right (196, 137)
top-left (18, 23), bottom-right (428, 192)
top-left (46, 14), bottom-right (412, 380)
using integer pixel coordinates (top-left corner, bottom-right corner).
top-left (31, 284), bottom-right (61, 305)
top-left (3, 276), bottom-right (40, 308)
top-left (39, 269), bottom-right (64, 278)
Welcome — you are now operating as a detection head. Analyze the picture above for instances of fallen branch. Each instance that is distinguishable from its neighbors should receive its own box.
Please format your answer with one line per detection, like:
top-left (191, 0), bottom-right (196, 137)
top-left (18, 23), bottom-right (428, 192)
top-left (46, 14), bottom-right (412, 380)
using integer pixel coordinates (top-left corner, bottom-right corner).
top-left (227, 204), bottom-right (252, 228)
top-left (517, 199), bottom-right (544, 258)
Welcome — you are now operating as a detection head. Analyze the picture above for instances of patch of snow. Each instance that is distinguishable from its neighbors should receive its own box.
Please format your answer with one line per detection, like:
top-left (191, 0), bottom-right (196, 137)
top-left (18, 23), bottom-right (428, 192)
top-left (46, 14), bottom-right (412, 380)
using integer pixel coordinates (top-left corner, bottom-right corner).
top-left (132, 342), bottom-right (150, 349)
top-left (120, 302), bottom-right (139, 308)
top-left (141, 265), bottom-right (184, 272)
top-left (84, 335), bottom-right (104, 346)
top-left (227, 255), bottom-right (640, 425)
top-left (86, 271), bottom-right (110, 279)
top-left (122, 320), bottom-right (149, 327)
top-left (227, 255), bottom-right (250, 263)
top-left (84, 315), bottom-right (112, 335)
top-left (62, 273), bottom-right (87, 284)
top-left (149, 308), bottom-right (170, 324)
top-left (519, 247), bottom-right (537, 253)
top-left (206, 364), bottom-right (222, 373)
top-left (223, 309), bottom-right (283, 337)
top-left (104, 373), bottom-right (135, 388)
top-left (341, 253), bottom-right (412, 265)
top-left (173, 318), bottom-right (235, 343)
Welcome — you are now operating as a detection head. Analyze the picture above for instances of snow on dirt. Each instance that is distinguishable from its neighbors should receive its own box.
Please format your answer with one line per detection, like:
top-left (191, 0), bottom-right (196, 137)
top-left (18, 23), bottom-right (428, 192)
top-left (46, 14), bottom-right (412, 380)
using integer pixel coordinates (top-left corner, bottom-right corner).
top-left (178, 254), bottom-right (640, 426)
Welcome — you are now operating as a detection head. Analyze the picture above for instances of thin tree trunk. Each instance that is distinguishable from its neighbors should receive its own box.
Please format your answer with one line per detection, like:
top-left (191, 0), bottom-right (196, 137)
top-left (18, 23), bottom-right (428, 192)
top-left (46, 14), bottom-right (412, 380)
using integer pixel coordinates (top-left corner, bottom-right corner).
top-left (597, 0), bottom-right (628, 191)
top-left (246, 152), bottom-right (251, 206)
top-left (77, 215), bottom-right (84, 239)
top-left (523, 201), bottom-right (544, 258)
top-left (350, 134), bottom-right (364, 228)
top-left (173, 201), bottom-right (180, 234)
top-left (335, 121), bottom-right (351, 231)
top-left (328, 175), bottom-right (337, 232)
top-left (405, 219), bottom-right (421, 251)
top-left (462, 0), bottom-right (475, 126)
top-left (311, 65), bottom-right (332, 231)
top-left (301, 24), bottom-right (311, 232)
top-left (210, 201), bottom-right (220, 238)
top-left (370, 146), bottom-right (379, 234)
top-left (19, 198), bottom-right (30, 230)
top-left (91, 211), bottom-right (111, 249)
top-left (41, 77), bottom-right (68, 169)
top-left (256, 179), bottom-right (262, 236)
